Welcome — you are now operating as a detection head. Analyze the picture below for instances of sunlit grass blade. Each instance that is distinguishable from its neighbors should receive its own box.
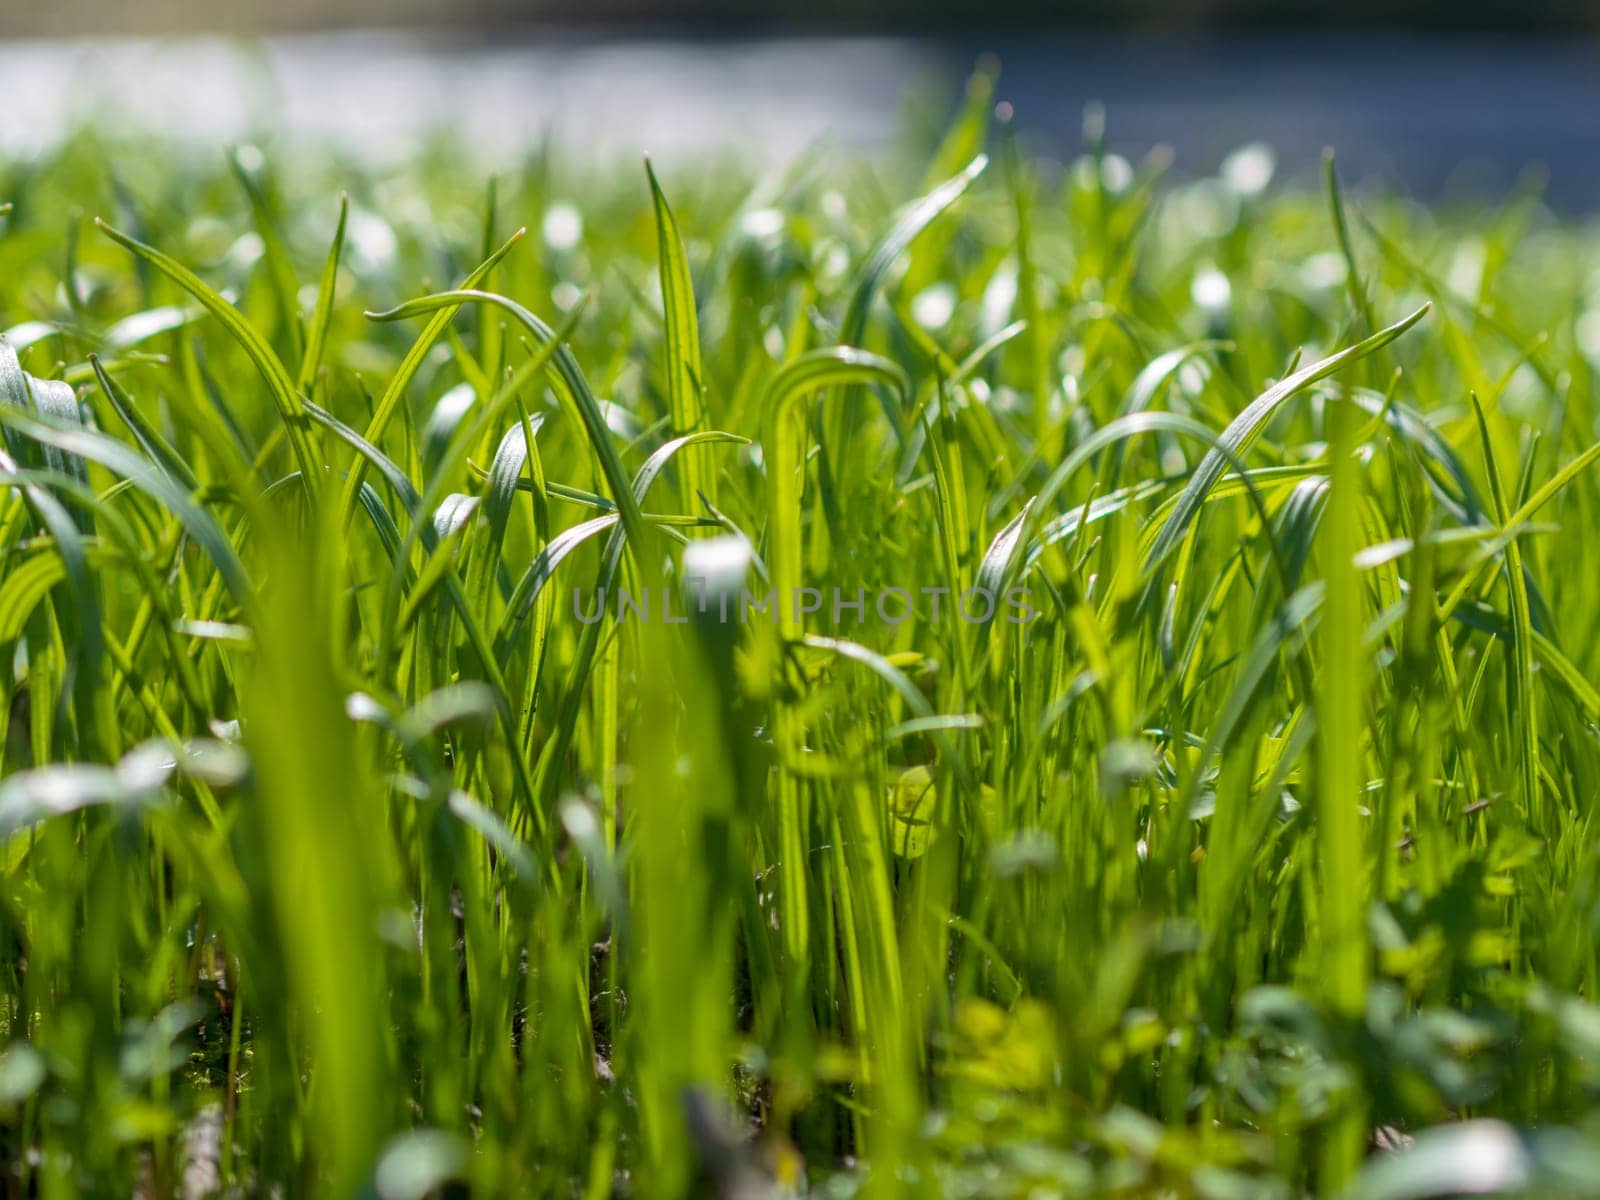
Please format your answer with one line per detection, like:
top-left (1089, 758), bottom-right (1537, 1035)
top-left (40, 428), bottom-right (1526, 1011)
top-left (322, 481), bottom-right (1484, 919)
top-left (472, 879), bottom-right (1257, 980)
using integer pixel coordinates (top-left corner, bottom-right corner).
top-left (297, 193), bottom-right (348, 395)
top-left (646, 160), bottom-right (710, 511)
top-left (1144, 304), bottom-right (1430, 577)
top-left (94, 217), bottom-right (324, 496)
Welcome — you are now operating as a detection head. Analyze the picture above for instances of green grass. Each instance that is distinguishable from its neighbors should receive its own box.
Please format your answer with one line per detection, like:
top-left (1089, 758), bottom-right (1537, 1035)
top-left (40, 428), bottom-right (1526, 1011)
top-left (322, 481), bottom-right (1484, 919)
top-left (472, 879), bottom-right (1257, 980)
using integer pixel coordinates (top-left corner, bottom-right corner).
top-left (4, 72), bottom-right (1600, 1196)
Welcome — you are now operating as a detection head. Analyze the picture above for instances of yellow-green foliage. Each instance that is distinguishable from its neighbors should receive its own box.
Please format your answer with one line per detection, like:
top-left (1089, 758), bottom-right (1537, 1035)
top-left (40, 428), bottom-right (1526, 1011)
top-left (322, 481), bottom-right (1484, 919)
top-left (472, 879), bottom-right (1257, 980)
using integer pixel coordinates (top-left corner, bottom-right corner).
top-left (2, 73), bottom-right (1600, 1197)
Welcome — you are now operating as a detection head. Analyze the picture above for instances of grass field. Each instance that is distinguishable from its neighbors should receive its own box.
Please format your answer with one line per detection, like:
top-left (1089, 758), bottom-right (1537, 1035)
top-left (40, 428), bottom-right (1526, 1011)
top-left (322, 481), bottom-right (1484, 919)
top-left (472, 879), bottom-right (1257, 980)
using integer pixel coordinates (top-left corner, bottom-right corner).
top-left (4, 70), bottom-right (1600, 1196)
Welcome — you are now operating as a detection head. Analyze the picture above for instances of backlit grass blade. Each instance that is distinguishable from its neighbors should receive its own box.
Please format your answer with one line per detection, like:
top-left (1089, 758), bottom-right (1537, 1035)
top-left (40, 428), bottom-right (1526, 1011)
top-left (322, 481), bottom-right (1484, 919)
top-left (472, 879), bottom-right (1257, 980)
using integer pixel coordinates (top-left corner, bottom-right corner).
top-left (338, 228), bottom-right (526, 524)
top-left (646, 160), bottom-right (710, 511)
top-left (230, 147), bottom-right (306, 366)
top-left (921, 61), bottom-right (996, 192)
top-left (243, 520), bottom-right (394, 1194)
top-left (302, 398), bottom-right (540, 821)
top-left (0, 759), bottom-right (165, 839)
top-left (0, 451), bottom-right (107, 753)
top-left (1472, 394), bottom-right (1542, 827)
top-left (297, 193), bottom-right (348, 394)
top-left (88, 355), bottom-right (200, 492)
top-left (1323, 151), bottom-right (1377, 337)
top-left (988, 409), bottom-right (1284, 605)
top-left (761, 348), bottom-right (908, 641)
top-left (0, 405), bottom-right (251, 605)
top-left (364, 288), bottom-right (645, 551)
top-left (494, 513), bottom-right (619, 652)
top-left (1, 340), bottom-right (89, 493)
top-left (1314, 383), bottom-right (1370, 1190)
top-left (1144, 304), bottom-right (1430, 578)
top-left (526, 430), bottom-right (749, 806)
top-left (841, 154), bottom-right (987, 345)
top-left (473, 415), bottom-right (548, 617)
top-left (95, 217), bottom-right (324, 497)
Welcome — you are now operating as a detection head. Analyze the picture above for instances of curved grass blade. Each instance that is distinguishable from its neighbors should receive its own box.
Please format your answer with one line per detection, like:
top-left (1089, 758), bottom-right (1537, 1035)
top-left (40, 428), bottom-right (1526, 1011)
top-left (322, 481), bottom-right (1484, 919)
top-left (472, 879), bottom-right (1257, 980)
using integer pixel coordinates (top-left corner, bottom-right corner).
top-left (527, 429), bottom-right (750, 824)
top-left (0, 453), bottom-right (106, 750)
top-left (0, 760), bottom-right (166, 840)
top-left (1118, 340), bottom-right (1231, 417)
top-left (842, 154), bottom-right (987, 344)
top-left (304, 403), bottom-right (540, 823)
top-left (762, 347), bottom-right (908, 640)
top-left (473, 414), bottom-right (548, 616)
top-left (986, 410), bottom-right (1285, 607)
top-left (1, 339), bottom-right (88, 492)
top-left (505, 431), bottom-right (748, 662)
top-left (1438, 439), bottom-right (1600, 624)
top-left (1143, 304), bottom-right (1429, 578)
top-left (338, 228), bottom-right (525, 523)
top-left (0, 404), bottom-right (251, 605)
top-left (646, 160), bottom-right (709, 511)
top-left (494, 513), bottom-right (620, 652)
top-left (365, 287), bottom-right (645, 552)
top-left (95, 217), bottom-right (323, 496)
top-left (89, 354), bottom-right (200, 492)
top-left (974, 497), bottom-right (1034, 600)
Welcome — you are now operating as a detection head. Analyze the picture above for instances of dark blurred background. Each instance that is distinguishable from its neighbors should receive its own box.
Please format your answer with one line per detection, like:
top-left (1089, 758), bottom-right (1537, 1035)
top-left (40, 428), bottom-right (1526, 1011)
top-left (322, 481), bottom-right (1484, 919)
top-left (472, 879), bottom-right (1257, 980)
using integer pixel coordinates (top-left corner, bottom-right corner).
top-left (3, 0), bottom-right (1599, 207)
top-left (4, 0), bottom-right (1599, 34)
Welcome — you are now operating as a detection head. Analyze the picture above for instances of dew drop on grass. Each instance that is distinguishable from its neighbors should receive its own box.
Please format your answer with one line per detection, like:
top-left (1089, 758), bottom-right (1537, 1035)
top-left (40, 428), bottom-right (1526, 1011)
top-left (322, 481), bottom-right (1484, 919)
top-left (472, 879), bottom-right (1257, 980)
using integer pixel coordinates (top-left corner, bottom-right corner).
top-left (1177, 179), bottom-right (1240, 239)
top-left (0, 1044), bottom-right (45, 1106)
top-left (1575, 309), bottom-right (1600, 366)
top-left (762, 324), bottom-right (785, 360)
top-left (981, 265), bottom-right (1018, 336)
top-left (542, 202), bottom-right (583, 252)
top-left (1101, 153), bottom-right (1134, 194)
top-left (1191, 267), bottom-right (1232, 314)
top-left (552, 281), bottom-right (583, 312)
top-left (1448, 239), bottom-right (1487, 299)
top-left (816, 240), bottom-right (850, 284)
top-left (912, 282), bottom-right (957, 330)
top-left (1301, 251), bottom-right (1348, 290)
top-left (225, 232), bottom-right (265, 272)
top-left (1221, 142), bottom-right (1275, 197)
top-left (683, 534), bottom-right (753, 605)
top-left (739, 207), bottom-right (784, 241)
top-left (345, 207), bottom-right (398, 273)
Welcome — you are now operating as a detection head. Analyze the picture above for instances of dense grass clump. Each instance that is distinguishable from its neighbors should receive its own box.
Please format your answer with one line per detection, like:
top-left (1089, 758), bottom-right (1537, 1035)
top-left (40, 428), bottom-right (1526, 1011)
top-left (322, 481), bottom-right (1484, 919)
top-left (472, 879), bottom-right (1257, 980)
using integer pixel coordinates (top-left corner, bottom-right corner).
top-left (4, 73), bottom-right (1600, 1196)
